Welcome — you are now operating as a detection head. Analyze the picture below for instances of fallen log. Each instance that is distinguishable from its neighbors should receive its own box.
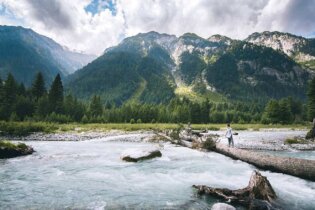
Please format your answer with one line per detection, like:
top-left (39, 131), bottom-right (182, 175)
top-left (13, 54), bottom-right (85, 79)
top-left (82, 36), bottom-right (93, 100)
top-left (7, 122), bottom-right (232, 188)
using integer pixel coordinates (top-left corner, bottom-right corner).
top-left (215, 143), bottom-right (315, 181)
top-left (193, 170), bottom-right (278, 210)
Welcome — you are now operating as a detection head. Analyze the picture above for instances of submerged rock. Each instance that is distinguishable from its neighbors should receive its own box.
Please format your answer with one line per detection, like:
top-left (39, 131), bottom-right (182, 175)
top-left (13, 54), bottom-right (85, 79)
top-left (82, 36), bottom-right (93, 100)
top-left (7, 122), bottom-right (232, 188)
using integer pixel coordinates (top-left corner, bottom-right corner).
top-left (121, 148), bottom-right (162, 162)
top-left (0, 141), bottom-right (34, 159)
top-left (211, 203), bottom-right (236, 210)
top-left (193, 170), bottom-right (278, 210)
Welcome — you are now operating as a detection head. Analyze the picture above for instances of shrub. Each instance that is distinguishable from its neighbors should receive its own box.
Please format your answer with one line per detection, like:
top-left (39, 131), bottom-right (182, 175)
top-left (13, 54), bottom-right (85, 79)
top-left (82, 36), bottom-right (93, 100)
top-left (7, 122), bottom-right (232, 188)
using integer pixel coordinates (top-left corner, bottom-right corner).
top-left (136, 119), bottom-right (142, 123)
top-left (202, 137), bottom-right (216, 150)
top-left (284, 137), bottom-right (307, 144)
top-left (130, 119), bottom-right (135, 124)
top-left (81, 115), bottom-right (89, 124)
top-left (0, 121), bottom-right (58, 136)
top-left (306, 127), bottom-right (315, 140)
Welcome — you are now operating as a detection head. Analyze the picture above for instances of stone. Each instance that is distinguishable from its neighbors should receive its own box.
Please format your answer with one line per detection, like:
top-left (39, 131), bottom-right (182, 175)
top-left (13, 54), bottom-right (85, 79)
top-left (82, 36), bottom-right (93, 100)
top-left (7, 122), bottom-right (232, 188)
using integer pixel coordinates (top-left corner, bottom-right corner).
top-left (0, 141), bottom-right (34, 159)
top-left (211, 203), bottom-right (236, 210)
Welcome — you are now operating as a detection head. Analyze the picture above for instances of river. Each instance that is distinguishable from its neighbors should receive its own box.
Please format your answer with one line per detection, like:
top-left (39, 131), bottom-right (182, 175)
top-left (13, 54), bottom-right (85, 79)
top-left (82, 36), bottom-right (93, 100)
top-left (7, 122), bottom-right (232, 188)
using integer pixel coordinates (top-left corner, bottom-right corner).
top-left (0, 133), bottom-right (314, 209)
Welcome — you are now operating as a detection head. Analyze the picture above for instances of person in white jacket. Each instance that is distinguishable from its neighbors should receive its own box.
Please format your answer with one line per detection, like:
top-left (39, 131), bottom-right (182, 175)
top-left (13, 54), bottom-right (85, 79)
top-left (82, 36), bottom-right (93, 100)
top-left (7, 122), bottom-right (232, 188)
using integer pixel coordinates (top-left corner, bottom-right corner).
top-left (225, 123), bottom-right (234, 147)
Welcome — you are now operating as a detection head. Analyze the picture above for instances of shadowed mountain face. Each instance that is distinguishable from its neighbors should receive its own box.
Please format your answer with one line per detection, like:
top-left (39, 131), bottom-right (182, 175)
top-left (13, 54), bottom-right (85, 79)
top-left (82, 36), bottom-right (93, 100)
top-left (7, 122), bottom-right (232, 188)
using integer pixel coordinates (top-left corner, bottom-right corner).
top-left (0, 26), bottom-right (96, 86)
top-left (66, 31), bottom-right (312, 104)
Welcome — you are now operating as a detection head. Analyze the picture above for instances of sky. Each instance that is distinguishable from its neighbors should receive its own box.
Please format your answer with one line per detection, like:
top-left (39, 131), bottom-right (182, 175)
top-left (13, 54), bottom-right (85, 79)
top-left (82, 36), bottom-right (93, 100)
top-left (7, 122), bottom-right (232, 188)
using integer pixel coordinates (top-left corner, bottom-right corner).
top-left (0, 0), bottom-right (315, 55)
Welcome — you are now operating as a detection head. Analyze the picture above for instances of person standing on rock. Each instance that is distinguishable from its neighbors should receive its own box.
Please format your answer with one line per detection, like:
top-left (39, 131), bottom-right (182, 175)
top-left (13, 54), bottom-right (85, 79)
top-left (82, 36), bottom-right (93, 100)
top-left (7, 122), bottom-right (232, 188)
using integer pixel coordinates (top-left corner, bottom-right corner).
top-left (225, 123), bottom-right (234, 147)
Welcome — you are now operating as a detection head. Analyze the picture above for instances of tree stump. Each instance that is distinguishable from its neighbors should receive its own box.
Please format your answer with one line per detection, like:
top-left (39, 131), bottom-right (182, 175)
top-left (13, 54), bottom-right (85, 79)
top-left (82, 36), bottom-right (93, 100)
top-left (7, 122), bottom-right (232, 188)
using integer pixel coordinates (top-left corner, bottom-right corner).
top-left (193, 170), bottom-right (278, 210)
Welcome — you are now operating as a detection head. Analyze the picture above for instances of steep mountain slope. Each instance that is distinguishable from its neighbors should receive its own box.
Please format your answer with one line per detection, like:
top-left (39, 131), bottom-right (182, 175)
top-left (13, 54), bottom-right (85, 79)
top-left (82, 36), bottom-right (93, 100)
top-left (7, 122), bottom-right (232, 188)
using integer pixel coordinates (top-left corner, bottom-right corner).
top-left (0, 26), bottom-right (95, 85)
top-left (67, 31), bottom-right (312, 104)
top-left (246, 31), bottom-right (315, 70)
top-left (207, 41), bottom-right (309, 101)
top-left (66, 50), bottom-right (175, 104)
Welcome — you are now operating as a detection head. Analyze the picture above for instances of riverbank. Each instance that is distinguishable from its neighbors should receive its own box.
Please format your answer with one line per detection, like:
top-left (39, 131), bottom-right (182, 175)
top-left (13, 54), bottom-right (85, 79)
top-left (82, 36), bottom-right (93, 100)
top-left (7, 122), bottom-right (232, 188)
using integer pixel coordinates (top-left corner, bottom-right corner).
top-left (0, 121), bottom-right (311, 136)
top-left (1, 123), bottom-right (314, 151)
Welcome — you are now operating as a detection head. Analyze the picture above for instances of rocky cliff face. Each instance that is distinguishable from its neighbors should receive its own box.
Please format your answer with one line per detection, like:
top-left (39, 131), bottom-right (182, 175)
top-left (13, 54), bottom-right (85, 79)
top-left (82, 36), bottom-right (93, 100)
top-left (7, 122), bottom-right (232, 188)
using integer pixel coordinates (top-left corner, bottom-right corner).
top-left (246, 31), bottom-right (315, 70)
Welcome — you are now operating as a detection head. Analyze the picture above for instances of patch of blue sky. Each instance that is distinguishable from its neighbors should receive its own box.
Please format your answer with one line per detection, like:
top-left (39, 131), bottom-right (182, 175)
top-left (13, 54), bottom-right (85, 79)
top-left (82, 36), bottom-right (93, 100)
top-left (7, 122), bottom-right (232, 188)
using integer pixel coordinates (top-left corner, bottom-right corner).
top-left (85, 0), bottom-right (117, 16)
top-left (305, 31), bottom-right (315, 38)
top-left (0, 3), bottom-right (24, 25)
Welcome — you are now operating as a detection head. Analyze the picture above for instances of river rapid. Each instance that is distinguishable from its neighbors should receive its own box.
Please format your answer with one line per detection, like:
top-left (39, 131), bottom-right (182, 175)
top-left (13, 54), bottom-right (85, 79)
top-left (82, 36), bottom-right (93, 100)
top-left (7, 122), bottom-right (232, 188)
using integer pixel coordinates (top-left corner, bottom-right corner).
top-left (0, 132), bottom-right (314, 209)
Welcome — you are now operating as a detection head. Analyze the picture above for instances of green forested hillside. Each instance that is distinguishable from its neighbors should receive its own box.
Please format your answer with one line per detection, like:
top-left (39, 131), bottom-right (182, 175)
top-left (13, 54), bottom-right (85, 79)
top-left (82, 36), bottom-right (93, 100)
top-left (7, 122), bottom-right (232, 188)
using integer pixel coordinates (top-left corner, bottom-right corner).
top-left (0, 26), bottom-right (95, 86)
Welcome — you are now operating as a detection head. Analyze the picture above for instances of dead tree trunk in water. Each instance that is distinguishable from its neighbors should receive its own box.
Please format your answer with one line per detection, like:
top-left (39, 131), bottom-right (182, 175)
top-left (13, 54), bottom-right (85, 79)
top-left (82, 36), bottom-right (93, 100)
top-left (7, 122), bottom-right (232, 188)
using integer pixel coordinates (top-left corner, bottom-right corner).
top-left (214, 143), bottom-right (315, 181)
top-left (193, 170), bottom-right (278, 210)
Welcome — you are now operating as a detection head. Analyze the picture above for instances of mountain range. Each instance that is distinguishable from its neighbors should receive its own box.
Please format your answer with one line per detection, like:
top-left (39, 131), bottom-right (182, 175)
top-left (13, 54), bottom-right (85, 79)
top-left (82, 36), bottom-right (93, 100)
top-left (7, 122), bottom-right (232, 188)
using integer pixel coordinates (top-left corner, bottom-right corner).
top-left (66, 31), bottom-right (313, 104)
top-left (0, 25), bottom-right (314, 104)
top-left (0, 26), bottom-right (95, 86)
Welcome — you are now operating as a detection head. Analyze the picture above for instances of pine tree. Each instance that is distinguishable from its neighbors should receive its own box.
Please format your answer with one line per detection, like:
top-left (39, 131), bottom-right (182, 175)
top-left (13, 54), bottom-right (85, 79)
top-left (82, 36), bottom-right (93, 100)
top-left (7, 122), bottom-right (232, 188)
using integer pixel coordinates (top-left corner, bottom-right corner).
top-left (89, 95), bottom-right (103, 117)
top-left (32, 72), bottom-right (46, 100)
top-left (1, 74), bottom-right (18, 119)
top-left (0, 76), bottom-right (4, 120)
top-left (307, 77), bottom-right (315, 121)
top-left (262, 100), bottom-right (279, 124)
top-left (48, 74), bottom-right (64, 114)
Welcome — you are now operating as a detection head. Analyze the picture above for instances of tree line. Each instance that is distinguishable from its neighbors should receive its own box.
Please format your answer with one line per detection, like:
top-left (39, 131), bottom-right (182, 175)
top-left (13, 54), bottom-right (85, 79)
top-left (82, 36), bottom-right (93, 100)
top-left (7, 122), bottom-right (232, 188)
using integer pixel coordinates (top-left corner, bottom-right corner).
top-left (0, 73), bottom-right (313, 124)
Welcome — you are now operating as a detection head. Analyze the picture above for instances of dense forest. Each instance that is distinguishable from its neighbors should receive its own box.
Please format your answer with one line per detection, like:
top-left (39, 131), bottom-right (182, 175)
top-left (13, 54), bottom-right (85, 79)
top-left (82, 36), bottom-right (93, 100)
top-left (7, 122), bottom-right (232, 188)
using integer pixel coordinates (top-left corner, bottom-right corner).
top-left (0, 73), bottom-right (313, 124)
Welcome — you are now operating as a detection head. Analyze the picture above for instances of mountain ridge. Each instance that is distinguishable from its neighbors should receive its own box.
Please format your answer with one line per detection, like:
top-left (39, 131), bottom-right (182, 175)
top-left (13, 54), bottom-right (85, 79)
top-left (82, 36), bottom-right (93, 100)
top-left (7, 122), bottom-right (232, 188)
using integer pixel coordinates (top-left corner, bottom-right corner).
top-left (0, 25), bottom-right (96, 85)
top-left (245, 31), bottom-right (315, 70)
top-left (66, 30), bottom-right (313, 104)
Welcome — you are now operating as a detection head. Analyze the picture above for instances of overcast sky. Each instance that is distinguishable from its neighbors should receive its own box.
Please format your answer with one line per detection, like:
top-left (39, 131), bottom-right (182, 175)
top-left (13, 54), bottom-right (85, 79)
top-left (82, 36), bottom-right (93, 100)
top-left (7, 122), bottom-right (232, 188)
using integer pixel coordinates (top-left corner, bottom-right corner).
top-left (0, 0), bottom-right (314, 55)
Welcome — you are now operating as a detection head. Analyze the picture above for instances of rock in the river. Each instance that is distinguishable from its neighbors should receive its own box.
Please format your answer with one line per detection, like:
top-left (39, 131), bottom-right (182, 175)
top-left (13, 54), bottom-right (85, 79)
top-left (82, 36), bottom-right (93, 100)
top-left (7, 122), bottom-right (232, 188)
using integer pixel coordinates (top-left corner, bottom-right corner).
top-left (0, 141), bottom-right (34, 159)
top-left (121, 148), bottom-right (162, 162)
top-left (211, 203), bottom-right (236, 210)
top-left (193, 170), bottom-right (277, 210)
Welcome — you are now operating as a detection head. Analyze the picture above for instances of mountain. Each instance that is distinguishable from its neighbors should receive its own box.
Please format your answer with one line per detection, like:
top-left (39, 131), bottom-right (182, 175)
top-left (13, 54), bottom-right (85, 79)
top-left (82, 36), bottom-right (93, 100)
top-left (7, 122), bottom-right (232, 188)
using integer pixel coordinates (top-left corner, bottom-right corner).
top-left (245, 31), bottom-right (315, 70)
top-left (0, 25), bottom-right (96, 86)
top-left (66, 31), bottom-right (312, 104)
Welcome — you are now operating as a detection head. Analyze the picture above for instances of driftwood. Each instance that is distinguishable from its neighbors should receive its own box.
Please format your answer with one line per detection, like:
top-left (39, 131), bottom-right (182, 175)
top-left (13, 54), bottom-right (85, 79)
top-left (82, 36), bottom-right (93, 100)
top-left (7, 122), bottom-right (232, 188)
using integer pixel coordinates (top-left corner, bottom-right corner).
top-left (215, 143), bottom-right (315, 181)
top-left (193, 170), bottom-right (278, 210)
top-left (121, 150), bottom-right (162, 162)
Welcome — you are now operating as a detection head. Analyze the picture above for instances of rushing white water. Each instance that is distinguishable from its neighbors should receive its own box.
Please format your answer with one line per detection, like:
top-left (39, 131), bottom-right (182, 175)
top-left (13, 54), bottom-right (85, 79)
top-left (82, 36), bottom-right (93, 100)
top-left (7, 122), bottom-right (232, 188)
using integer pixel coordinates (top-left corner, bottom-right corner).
top-left (0, 134), bottom-right (314, 210)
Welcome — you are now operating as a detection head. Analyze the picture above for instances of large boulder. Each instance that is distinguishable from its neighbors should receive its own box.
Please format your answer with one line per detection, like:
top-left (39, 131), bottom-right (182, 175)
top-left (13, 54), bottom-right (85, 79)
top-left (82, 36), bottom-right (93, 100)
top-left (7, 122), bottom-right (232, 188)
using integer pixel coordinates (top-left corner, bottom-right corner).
top-left (121, 148), bottom-right (162, 162)
top-left (0, 141), bottom-right (34, 159)
top-left (211, 203), bottom-right (236, 210)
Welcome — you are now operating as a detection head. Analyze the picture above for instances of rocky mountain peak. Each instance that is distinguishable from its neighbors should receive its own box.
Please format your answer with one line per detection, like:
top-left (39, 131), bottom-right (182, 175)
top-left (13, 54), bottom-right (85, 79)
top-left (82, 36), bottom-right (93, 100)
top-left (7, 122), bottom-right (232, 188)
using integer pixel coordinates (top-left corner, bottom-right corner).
top-left (245, 31), bottom-right (307, 56)
top-left (208, 34), bottom-right (233, 45)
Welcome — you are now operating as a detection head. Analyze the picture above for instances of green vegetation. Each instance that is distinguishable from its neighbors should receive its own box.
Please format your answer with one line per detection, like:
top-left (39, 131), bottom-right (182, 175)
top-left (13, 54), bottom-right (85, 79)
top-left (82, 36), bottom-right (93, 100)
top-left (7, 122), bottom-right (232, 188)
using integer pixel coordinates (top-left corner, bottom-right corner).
top-left (307, 77), bottom-right (315, 121)
top-left (128, 78), bottom-right (147, 103)
top-left (0, 121), bottom-right (58, 136)
top-left (0, 71), bottom-right (312, 127)
top-left (0, 140), bottom-right (28, 150)
top-left (0, 122), bottom-right (309, 136)
top-left (0, 140), bottom-right (34, 159)
top-left (261, 97), bottom-right (305, 124)
top-left (300, 60), bottom-right (315, 71)
top-left (284, 138), bottom-right (307, 145)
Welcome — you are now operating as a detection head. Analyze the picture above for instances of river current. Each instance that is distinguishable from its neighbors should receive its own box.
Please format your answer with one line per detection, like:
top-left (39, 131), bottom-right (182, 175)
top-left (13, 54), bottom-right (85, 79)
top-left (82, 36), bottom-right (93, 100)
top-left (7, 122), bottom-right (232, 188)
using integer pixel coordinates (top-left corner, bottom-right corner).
top-left (0, 134), bottom-right (314, 209)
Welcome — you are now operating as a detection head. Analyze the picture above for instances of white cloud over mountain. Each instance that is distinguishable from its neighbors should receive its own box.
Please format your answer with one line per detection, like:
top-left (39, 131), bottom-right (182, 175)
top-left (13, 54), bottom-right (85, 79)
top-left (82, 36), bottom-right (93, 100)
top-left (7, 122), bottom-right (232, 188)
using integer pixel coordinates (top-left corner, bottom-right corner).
top-left (0, 0), bottom-right (314, 55)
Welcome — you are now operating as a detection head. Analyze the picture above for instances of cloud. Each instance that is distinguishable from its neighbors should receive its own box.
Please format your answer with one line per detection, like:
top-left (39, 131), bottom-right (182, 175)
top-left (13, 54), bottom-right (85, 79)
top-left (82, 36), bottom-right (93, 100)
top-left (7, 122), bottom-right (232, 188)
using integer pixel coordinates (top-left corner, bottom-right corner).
top-left (0, 0), bottom-right (314, 55)
top-left (25, 0), bottom-right (74, 30)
